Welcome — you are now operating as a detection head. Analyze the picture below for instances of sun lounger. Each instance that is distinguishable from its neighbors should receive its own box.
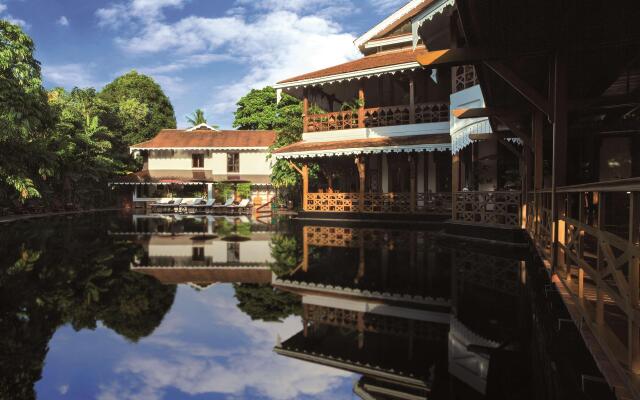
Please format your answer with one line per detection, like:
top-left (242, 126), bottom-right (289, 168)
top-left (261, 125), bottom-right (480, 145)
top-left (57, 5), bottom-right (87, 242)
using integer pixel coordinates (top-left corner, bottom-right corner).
top-left (150, 198), bottom-right (171, 212)
top-left (159, 198), bottom-right (182, 213)
top-left (177, 198), bottom-right (201, 213)
top-left (227, 198), bottom-right (251, 215)
top-left (211, 198), bottom-right (234, 214)
top-left (185, 198), bottom-right (214, 213)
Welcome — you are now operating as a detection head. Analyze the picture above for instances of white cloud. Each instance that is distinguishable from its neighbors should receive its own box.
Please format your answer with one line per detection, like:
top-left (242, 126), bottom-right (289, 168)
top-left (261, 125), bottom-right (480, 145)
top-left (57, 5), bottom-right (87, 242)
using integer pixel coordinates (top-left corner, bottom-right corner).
top-left (0, 1), bottom-right (29, 28)
top-left (42, 63), bottom-right (103, 88)
top-left (58, 384), bottom-right (69, 395)
top-left (96, 286), bottom-right (351, 400)
top-left (57, 15), bottom-right (69, 26)
top-left (96, 0), bottom-right (187, 28)
top-left (107, 4), bottom-right (359, 123)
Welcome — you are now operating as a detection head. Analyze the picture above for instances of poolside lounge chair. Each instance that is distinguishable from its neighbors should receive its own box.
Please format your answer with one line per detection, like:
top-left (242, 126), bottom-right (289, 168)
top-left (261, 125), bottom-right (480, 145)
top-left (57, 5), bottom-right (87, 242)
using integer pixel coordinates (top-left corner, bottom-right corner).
top-left (178, 198), bottom-right (201, 213)
top-left (150, 198), bottom-right (171, 212)
top-left (161, 198), bottom-right (182, 213)
top-left (186, 198), bottom-right (215, 213)
top-left (228, 199), bottom-right (251, 215)
top-left (211, 198), bottom-right (234, 214)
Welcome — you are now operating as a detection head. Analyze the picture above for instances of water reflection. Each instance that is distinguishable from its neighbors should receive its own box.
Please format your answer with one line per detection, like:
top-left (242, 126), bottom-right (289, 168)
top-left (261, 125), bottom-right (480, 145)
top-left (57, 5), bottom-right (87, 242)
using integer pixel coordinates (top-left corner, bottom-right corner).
top-left (0, 212), bottom-right (590, 399)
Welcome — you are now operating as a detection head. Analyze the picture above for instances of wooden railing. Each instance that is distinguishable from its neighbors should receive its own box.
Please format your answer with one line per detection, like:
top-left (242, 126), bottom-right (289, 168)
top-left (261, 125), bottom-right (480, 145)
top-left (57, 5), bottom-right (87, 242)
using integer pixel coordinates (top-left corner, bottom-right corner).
top-left (305, 192), bottom-right (452, 214)
top-left (526, 178), bottom-right (640, 398)
top-left (452, 191), bottom-right (522, 227)
top-left (306, 110), bottom-right (358, 132)
top-left (305, 102), bottom-right (449, 133)
top-left (452, 65), bottom-right (479, 93)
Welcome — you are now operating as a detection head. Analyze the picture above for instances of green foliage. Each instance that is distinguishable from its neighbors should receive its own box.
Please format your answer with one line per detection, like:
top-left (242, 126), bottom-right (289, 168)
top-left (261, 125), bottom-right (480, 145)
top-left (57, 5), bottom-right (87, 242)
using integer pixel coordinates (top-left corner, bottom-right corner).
top-left (233, 86), bottom-right (301, 131)
top-left (99, 70), bottom-right (176, 145)
top-left (0, 21), bottom-right (53, 202)
top-left (0, 24), bottom-right (178, 209)
top-left (237, 183), bottom-right (251, 199)
top-left (340, 98), bottom-right (365, 111)
top-left (0, 214), bottom-right (177, 398)
top-left (269, 234), bottom-right (300, 277)
top-left (233, 283), bottom-right (301, 322)
top-left (186, 108), bottom-right (211, 127)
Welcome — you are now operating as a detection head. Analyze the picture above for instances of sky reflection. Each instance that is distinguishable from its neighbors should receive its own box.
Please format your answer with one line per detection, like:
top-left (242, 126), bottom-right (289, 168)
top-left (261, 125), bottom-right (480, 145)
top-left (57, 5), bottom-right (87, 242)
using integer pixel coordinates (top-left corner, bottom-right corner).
top-left (36, 284), bottom-right (354, 400)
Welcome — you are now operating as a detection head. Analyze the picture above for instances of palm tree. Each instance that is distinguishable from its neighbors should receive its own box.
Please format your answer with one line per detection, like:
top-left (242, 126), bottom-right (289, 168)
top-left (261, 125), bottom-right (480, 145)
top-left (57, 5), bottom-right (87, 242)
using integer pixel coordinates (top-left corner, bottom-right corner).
top-left (186, 109), bottom-right (207, 126)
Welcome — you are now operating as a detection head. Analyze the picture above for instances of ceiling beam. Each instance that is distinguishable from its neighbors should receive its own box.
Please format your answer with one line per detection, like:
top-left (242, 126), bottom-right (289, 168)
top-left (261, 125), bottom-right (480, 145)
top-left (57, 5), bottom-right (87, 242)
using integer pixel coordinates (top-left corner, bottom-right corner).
top-left (416, 48), bottom-right (491, 67)
top-left (452, 107), bottom-right (527, 120)
top-left (483, 61), bottom-right (552, 119)
top-left (494, 116), bottom-right (533, 149)
top-left (468, 132), bottom-right (517, 141)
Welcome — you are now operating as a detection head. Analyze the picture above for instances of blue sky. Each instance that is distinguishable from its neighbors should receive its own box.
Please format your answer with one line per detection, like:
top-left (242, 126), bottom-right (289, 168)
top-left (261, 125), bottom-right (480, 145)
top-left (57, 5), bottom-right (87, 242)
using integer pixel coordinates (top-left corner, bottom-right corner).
top-left (0, 0), bottom-right (408, 129)
top-left (36, 284), bottom-right (357, 400)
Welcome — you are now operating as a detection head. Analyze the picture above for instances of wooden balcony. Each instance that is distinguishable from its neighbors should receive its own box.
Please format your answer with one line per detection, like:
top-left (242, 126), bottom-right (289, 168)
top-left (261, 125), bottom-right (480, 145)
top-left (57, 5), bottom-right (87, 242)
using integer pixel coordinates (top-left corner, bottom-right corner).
top-left (452, 191), bottom-right (522, 228)
top-left (304, 102), bottom-right (449, 133)
top-left (304, 192), bottom-right (452, 215)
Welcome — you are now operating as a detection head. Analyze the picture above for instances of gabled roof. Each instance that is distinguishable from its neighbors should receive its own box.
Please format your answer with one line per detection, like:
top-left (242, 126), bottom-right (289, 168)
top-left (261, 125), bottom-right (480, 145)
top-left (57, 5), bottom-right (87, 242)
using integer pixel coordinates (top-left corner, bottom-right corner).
top-left (130, 129), bottom-right (276, 150)
top-left (275, 48), bottom-right (427, 88)
top-left (354, 0), bottom-right (436, 49)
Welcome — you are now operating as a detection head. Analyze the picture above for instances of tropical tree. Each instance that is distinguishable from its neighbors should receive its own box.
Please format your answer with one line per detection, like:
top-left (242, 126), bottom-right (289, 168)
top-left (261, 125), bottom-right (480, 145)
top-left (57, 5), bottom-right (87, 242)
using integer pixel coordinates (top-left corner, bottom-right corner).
top-left (99, 70), bottom-right (176, 145)
top-left (0, 21), bottom-right (54, 202)
top-left (233, 283), bottom-right (301, 322)
top-left (186, 109), bottom-right (207, 126)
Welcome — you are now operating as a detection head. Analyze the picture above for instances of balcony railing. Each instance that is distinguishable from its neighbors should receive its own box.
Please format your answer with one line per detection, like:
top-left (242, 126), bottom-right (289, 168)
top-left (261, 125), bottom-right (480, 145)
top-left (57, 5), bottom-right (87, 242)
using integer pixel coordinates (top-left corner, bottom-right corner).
top-left (452, 191), bottom-right (522, 227)
top-left (304, 192), bottom-right (452, 215)
top-left (525, 178), bottom-right (640, 398)
top-left (304, 102), bottom-right (449, 133)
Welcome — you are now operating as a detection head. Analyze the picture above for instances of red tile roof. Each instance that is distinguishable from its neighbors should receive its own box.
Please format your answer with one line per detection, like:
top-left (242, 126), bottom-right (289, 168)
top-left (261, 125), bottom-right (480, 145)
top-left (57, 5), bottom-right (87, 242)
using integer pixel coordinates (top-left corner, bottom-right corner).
top-left (277, 48), bottom-right (427, 84)
top-left (134, 267), bottom-right (272, 285)
top-left (131, 129), bottom-right (276, 149)
top-left (273, 134), bottom-right (450, 155)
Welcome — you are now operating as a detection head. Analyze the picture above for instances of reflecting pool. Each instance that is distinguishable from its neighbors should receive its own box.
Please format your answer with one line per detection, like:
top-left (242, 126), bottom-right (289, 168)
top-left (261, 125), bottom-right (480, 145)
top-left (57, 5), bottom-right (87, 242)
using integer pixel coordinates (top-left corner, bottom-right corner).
top-left (0, 212), bottom-right (613, 399)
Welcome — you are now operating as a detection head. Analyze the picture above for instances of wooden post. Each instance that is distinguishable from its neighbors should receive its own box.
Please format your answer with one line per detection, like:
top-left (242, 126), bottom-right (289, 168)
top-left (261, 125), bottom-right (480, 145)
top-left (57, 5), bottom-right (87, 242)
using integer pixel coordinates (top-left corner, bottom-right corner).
top-left (551, 50), bottom-right (568, 272)
top-left (355, 156), bottom-right (366, 213)
top-left (302, 226), bottom-right (309, 272)
top-left (629, 192), bottom-right (640, 372)
top-left (302, 164), bottom-right (309, 211)
top-left (358, 83), bottom-right (365, 128)
top-left (409, 154), bottom-right (417, 213)
top-left (452, 152), bottom-right (460, 220)
top-left (302, 88), bottom-right (309, 133)
top-left (596, 192), bottom-right (605, 326)
top-left (533, 111), bottom-right (544, 236)
top-left (409, 76), bottom-right (416, 124)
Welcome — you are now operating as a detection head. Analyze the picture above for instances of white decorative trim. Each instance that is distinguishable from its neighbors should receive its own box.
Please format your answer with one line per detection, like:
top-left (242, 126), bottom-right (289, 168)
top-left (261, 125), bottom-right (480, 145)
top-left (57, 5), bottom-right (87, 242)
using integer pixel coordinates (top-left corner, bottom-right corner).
top-left (303, 121), bottom-right (450, 142)
top-left (364, 34), bottom-right (413, 49)
top-left (354, 0), bottom-right (426, 49)
top-left (130, 146), bottom-right (269, 151)
top-left (274, 143), bottom-right (451, 160)
top-left (450, 119), bottom-right (492, 154)
top-left (186, 123), bottom-right (220, 132)
top-left (411, 0), bottom-right (456, 49)
top-left (273, 62), bottom-right (422, 90)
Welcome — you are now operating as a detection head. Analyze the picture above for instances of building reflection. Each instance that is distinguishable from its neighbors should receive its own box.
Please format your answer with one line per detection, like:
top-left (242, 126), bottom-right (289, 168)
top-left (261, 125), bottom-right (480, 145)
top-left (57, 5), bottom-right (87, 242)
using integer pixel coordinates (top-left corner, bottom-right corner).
top-left (273, 224), bottom-right (528, 399)
top-left (117, 215), bottom-right (276, 288)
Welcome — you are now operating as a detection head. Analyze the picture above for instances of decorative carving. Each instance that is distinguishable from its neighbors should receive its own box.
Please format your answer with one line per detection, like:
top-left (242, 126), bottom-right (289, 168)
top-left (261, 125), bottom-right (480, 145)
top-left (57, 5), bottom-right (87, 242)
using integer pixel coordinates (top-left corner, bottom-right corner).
top-left (452, 191), bottom-right (522, 227)
top-left (452, 65), bottom-right (479, 93)
top-left (305, 192), bottom-right (452, 214)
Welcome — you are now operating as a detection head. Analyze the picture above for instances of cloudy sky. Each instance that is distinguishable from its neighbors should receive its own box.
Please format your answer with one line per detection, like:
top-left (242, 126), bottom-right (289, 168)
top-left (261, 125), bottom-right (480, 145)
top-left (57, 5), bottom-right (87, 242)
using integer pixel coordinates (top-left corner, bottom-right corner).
top-left (1, 0), bottom-right (409, 128)
top-left (36, 284), bottom-right (356, 400)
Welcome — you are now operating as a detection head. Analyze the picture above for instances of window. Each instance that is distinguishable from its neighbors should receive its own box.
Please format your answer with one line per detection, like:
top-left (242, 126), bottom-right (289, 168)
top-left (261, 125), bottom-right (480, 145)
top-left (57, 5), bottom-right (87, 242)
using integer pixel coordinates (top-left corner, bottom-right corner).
top-left (227, 152), bottom-right (240, 173)
top-left (192, 154), bottom-right (205, 168)
top-left (192, 247), bottom-right (205, 262)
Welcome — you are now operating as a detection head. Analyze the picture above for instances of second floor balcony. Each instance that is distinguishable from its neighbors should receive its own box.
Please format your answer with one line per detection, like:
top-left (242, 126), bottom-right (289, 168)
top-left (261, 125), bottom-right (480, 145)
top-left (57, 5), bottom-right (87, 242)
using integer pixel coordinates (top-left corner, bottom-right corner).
top-left (304, 101), bottom-right (450, 133)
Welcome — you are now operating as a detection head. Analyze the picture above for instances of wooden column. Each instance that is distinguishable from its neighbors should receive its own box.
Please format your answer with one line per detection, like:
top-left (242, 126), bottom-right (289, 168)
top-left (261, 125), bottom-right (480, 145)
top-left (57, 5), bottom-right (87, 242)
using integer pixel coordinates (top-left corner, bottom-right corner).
top-left (409, 76), bottom-right (416, 124)
top-left (355, 156), bottom-right (366, 212)
top-left (409, 154), bottom-right (417, 213)
top-left (533, 111), bottom-right (544, 190)
top-left (551, 50), bottom-right (568, 272)
top-left (358, 83), bottom-right (365, 128)
top-left (629, 192), bottom-right (640, 372)
top-left (452, 152), bottom-right (460, 219)
top-left (302, 164), bottom-right (309, 211)
top-left (302, 225), bottom-right (309, 272)
top-left (302, 88), bottom-right (309, 133)
top-left (596, 192), bottom-right (605, 326)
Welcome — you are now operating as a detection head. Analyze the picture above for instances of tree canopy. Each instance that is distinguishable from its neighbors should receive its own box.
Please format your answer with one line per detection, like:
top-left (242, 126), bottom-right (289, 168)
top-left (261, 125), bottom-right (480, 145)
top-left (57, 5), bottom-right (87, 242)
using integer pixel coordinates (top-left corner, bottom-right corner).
top-left (99, 70), bottom-right (176, 145)
top-left (186, 109), bottom-right (207, 126)
top-left (0, 22), bottom-right (177, 210)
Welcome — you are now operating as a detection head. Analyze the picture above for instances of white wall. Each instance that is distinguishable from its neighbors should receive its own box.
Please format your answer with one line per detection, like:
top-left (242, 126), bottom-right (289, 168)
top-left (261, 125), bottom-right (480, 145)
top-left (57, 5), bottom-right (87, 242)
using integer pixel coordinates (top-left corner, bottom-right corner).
top-left (146, 149), bottom-right (271, 176)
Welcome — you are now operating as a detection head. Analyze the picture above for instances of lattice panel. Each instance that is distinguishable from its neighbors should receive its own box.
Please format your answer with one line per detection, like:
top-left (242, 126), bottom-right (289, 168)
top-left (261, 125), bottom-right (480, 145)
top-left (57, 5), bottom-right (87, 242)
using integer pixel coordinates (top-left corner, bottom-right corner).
top-left (414, 102), bottom-right (450, 123)
top-left (364, 105), bottom-right (411, 127)
top-left (306, 193), bottom-right (359, 212)
top-left (454, 249), bottom-right (521, 295)
top-left (453, 65), bottom-right (479, 93)
top-left (307, 110), bottom-right (358, 132)
top-left (452, 191), bottom-right (522, 227)
top-left (304, 226), bottom-right (417, 249)
top-left (306, 192), bottom-right (451, 215)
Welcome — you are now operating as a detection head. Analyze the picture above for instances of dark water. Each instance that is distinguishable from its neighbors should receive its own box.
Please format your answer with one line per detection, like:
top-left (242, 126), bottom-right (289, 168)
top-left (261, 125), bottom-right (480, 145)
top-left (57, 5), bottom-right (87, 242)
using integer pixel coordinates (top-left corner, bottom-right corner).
top-left (0, 212), bottom-right (611, 399)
